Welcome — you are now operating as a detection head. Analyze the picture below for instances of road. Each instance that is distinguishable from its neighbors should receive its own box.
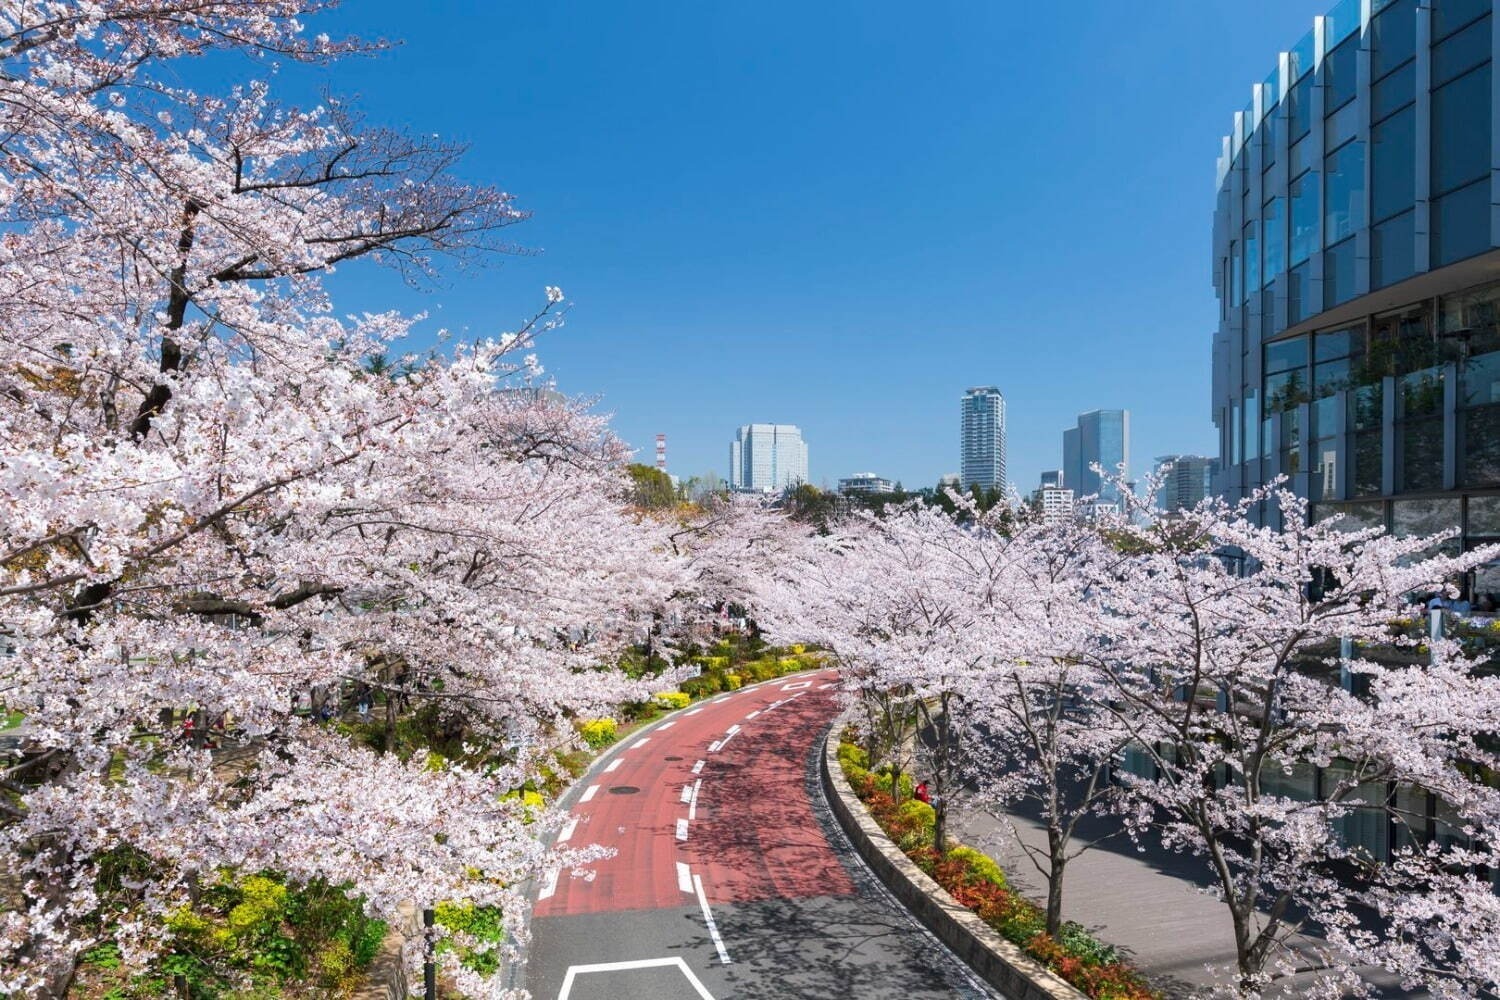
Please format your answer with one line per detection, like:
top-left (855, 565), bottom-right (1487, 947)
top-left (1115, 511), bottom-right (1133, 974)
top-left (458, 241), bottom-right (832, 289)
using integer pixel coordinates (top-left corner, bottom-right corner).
top-left (523, 670), bottom-right (1000, 1000)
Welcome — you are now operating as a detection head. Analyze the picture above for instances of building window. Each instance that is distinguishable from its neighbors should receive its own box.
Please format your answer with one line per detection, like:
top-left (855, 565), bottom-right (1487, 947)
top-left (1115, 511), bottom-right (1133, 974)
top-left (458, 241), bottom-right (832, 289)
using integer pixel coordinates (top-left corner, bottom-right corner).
top-left (1263, 196), bottom-right (1285, 283)
top-left (1290, 172), bottom-right (1320, 267)
top-left (1289, 260), bottom-right (1313, 325)
top-left (1373, 211), bottom-right (1417, 290)
top-left (1245, 221), bottom-right (1260, 296)
top-left (1231, 240), bottom-right (1243, 307)
top-left (1432, 13), bottom-right (1492, 87)
top-left (1432, 60), bottom-right (1491, 199)
top-left (1325, 36), bottom-right (1359, 112)
top-left (1371, 0), bottom-right (1417, 80)
top-left (1325, 237), bottom-right (1359, 311)
top-left (1325, 140), bottom-right (1366, 245)
top-left (1433, 178), bottom-right (1492, 268)
top-left (1287, 73), bottom-right (1314, 143)
top-left (1372, 60), bottom-right (1416, 122)
top-left (1434, 0), bottom-right (1491, 40)
top-left (1446, 282), bottom-right (1500, 487)
top-left (1372, 105), bottom-right (1416, 223)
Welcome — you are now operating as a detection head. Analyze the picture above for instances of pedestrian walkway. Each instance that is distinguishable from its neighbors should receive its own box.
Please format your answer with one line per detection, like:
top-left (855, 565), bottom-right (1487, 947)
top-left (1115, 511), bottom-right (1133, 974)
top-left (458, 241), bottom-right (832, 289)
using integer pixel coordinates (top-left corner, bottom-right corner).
top-left (949, 806), bottom-right (1420, 998)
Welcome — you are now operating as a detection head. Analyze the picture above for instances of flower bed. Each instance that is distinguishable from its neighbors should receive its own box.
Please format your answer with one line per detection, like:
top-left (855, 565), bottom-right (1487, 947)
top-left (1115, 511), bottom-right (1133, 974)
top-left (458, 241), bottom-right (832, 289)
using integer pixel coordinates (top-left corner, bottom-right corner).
top-left (839, 743), bottom-right (1158, 1000)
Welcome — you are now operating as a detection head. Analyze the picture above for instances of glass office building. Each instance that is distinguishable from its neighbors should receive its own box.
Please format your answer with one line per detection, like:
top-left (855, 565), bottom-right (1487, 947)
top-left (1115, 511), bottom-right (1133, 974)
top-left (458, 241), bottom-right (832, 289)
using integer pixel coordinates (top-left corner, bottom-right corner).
top-left (960, 387), bottom-right (1008, 495)
top-left (1212, 0), bottom-right (1500, 581)
top-left (1062, 409), bottom-right (1130, 504)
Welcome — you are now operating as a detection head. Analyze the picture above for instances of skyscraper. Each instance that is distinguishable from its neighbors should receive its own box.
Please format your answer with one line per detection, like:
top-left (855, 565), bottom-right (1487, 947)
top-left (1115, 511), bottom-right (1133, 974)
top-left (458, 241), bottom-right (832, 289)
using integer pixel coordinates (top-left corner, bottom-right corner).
top-left (729, 424), bottom-right (808, 492)
top-left (960, 387), bottom-right (1007, 496)
top-left (1152, 454), bottom-right (1216, 511)
top-left (1061, 409), bottom-right (1129, 503)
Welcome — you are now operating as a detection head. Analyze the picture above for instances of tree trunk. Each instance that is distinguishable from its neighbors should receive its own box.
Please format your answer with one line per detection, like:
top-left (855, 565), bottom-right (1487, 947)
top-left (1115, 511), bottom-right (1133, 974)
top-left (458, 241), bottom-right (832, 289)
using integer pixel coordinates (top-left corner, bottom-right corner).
top-left (1046, 857), bottom-right (1066, 936)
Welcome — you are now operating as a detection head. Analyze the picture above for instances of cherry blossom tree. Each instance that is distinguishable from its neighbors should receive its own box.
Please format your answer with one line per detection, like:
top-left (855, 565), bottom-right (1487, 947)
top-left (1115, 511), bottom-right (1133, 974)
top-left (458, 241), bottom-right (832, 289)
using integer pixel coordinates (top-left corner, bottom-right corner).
top-left (0, 4), bottom-right (686, 995)
top-left (958, 510), bottom-right (1131, 937)
top-left (1092, 485), bottom-right (1500, 996)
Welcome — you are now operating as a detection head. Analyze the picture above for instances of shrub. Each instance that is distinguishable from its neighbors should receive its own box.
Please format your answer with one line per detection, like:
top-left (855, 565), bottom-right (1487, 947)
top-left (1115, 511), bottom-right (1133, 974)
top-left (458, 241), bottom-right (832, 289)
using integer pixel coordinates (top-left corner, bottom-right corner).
top-left (654, 691), bottom-right (691, 710)
top-left (948, 845), bottom-right (1007, 889)
top-left (837, 743), bottom-right (869, 770)
top-left (578, 718), bottom-right (617, 749)
top-left (789, 644), bottom-right (806, 654)
top-left (680, 674), bottom-right (723, 699)
top-left (724, 673), bottom-right (743, 690)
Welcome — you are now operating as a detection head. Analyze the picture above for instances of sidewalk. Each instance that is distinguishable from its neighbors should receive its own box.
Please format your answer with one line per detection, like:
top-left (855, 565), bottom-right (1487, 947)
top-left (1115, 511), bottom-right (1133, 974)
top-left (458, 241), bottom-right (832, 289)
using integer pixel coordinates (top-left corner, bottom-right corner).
top-left (949, 806), bottom-right (1420, 998)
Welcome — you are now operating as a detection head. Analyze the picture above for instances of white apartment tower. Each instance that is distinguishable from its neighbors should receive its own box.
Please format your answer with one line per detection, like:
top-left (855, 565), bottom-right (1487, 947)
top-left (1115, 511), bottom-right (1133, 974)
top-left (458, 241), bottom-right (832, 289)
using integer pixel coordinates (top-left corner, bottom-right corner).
top-left (960, 387), bottom-right (1007, 496)
top-left (729, 424), bottom-right (809, 492)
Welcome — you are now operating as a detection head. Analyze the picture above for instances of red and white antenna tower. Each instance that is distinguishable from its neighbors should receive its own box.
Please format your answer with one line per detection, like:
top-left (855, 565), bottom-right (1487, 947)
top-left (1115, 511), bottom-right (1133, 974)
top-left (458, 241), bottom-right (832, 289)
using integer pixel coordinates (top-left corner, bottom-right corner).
top-left (655, 434), bottom-right (667, 472)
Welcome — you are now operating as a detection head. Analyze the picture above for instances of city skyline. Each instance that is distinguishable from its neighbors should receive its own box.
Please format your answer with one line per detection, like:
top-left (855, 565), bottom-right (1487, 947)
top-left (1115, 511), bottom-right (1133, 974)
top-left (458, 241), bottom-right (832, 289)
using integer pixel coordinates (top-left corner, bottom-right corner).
top-left (308, 1), bottom-right (1329, 495)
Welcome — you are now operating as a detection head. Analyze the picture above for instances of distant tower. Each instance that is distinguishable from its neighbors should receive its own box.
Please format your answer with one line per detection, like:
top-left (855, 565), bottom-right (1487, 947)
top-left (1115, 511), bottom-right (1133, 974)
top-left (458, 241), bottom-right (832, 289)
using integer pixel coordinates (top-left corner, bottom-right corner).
top-left (655, 434), bottom-right (667, 473)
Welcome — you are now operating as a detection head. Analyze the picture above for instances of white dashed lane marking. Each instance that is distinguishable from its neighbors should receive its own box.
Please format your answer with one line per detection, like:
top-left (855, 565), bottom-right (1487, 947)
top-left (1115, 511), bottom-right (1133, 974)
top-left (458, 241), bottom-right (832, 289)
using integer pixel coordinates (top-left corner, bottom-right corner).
top-left (675, 818), bottom-right (690, 841)
top-left (631, 737), bottom-right (650, 749)
top-left (604, 758), bottom-right (622, 773)
top-left (538, 867), bottom-right (560, 900)
top-left (580, 784), bottom-right (600, 802)
top-left (677, 862), bottom-right (694, 894)
top-left (556, 816), bottom-right (579, 844)
top-left (692, 759), bottom-right (706, 774)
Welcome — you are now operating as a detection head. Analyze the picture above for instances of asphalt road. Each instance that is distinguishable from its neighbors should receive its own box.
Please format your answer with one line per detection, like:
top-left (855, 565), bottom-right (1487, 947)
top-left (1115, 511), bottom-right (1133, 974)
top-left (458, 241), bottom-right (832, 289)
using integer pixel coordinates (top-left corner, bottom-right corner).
top-left (522, 670), bottom-right (1001, 1000)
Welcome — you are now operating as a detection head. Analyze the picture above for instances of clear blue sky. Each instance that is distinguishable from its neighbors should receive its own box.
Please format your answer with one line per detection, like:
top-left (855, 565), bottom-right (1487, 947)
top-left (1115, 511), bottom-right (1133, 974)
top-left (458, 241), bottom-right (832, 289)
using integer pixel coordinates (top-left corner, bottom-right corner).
top-left (305, 0), bottom-right (1323, 492)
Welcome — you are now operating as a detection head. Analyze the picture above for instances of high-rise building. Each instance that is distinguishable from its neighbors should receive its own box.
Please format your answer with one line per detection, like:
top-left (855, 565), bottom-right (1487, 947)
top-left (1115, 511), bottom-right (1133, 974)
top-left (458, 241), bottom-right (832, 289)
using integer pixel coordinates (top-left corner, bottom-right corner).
top-left (960, 387), bottom-right (1007, 495)
top-left (1039, 469), bottom-right (1064, 489)
top-left (1061, 410), bottom-right (1130, 503)
top-left (1031, 486), bottom-right (1075, 524)
top-left (729, 424), bottom-right (808, 493)
top-left (1153, 454), bottom-right (1217, 511)
top-left (1210, 0), bottom-right (1500, 568)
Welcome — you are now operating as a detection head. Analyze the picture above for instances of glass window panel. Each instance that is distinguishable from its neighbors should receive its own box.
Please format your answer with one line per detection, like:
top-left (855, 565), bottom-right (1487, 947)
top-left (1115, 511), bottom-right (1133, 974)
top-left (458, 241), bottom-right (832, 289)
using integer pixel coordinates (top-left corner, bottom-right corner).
top-left (1393, 784), bottom-right (1431, 851)
top-left (1433, 63), bottom-right (1492, 197)
top-left (1353, 429), bottom-right (1384, 495)
top-left (1231, 399), bottom-right (1242, 464)
top-left (1373, 210), bottom-right (1416, 289)
top-left (1325, 237), bottom-right (1359, 310)
top-left (1245, 389), bottom-right (1261, 462)
top-left (1290, 172), bottom-right (1320, 266)
top-left (1372, 60), bottom-right (1416, 122)
top-left (1433, 14), bottom-right (1492, 88)
top-left (1372, 106), bottom-right (1416, 222)
top-left (1266, 335), bottom-right (1310, 374)
top-left (1468, 495), bottom-right (1500, 533)
top-left (1352, 381), bottom-right (1385, 431)
top-left (1245, 221), bottom-right (1261, 294)
top-left (1325, 36), bottom-right (1359, 111)
top-left (1325, 141), bottom-right (1366, 244)
top-left (1266, 370), bottom-right (1310, 412)
top-left (1263, 196), bottom-right (1285, 282)
top-left (1325, 99), bottom-right (1360, 153)
top-left (1317, 327), bottom-right (1359, 362)
top-left (1326, 0), bottom-right (1363, 51)
top-left (1261, 111), bottom-right (1278, 170)
top-left (1262, 285), bottom-right (1278, 339)
top-left (1288, 74), bottom-right (1314, 142)
top-left (1289, 260), bottom-right (1312, 324)
top-left (1231, 239), bottom-right (1243, 306)
top-left (1371, 0), bottom-right (1417, 80)
top-left (1290, 134), bottom-right (1313, 178)
top-left (1435, 0), bottom-right (1491, 40)
top-left (1399, 369), bottom-right (1444, 418)
top-left (1393, 497), bottom-right (1461, 537)
top-left (1434, 179), bottom-right (1492, 267)
top-left (1463, 407), bottom-right (1500, 485)
top-left (1310, 438), bottom-right (1338, 500)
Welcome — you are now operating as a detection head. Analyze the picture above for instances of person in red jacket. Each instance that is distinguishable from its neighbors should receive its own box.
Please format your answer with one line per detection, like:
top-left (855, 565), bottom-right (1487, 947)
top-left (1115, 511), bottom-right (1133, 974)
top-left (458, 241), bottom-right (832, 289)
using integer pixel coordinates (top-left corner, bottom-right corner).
top-left (914, 781), bottom-right (931, 804)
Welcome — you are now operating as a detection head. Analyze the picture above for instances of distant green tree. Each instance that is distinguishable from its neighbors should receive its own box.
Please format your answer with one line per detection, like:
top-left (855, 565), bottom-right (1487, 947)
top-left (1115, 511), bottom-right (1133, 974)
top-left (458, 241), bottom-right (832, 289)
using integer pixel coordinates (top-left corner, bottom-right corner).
top-left (626, 463), bottom-right (676, 509)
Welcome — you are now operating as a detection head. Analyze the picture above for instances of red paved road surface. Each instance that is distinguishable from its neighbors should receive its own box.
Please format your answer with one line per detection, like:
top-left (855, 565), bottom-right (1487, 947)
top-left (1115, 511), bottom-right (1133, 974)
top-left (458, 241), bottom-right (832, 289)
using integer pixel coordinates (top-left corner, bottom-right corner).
top-left (533, 670), bottom-right (855, 917)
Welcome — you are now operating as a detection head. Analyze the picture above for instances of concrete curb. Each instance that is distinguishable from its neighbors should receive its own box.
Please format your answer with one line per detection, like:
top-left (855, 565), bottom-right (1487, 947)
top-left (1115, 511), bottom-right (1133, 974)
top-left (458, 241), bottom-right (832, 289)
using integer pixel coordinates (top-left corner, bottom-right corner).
top-left (820, 725), bottom-right (1088, 1000)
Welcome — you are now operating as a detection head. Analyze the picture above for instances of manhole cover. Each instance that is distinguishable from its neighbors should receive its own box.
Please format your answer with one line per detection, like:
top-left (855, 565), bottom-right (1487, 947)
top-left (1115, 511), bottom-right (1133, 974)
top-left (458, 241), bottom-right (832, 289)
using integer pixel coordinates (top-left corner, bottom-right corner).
top-left (608, 785), bottom-right (640, 795)
top-left (663, 755), bottom-right (683, 761)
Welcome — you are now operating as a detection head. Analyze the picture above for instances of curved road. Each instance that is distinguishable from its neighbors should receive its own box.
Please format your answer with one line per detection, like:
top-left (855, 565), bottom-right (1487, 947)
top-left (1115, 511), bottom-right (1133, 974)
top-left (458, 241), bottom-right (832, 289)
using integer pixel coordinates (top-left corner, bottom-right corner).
top-left (523, 670), bottom-right (999, 1000)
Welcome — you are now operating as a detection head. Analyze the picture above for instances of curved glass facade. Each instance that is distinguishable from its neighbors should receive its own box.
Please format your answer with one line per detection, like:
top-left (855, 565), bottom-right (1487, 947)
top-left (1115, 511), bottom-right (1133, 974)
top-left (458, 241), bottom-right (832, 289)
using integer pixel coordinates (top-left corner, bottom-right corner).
top-left (1212, 0), bottom-right (1500, 566)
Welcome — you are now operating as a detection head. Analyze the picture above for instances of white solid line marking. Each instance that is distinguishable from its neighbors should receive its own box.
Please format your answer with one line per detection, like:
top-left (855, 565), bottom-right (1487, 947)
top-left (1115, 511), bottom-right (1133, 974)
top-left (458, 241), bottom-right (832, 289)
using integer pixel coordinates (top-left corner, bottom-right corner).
top-left (680, 784), bottom-right (693, 803)
top-left (745, 710), bottom-right (760, 719)
top-left (658, 720), bottom-right (675, 729)
top-left (725, 724), bottom-right (741, 736)
top-left (604, 758), bottom-right (623, 773)
top-left (689, 778), bottom-right (702, 821)
top-left (677, 861), bottom-right (693, 893)
top-left (580, 784), bottom-right (600, 802)
top-left (818, 681), bottom-right (837, 689)
top-left (557, 817), bottom-right (579, 844)
top-left (538, 867), bottom-right (560, 900)
top-left (558, 957), bottom-right (715, 1000)
top-left (692, 759), bottom-right (706, 774)
top-left (716, 728), bottom-right (740, 751)
top-left (675, 818), bottom-right (690, 841)
top-left (694, 873), bottom-right (732, 965)
top-left (631, 737), bottom-right (650, 749)
top-left (708, 740), bottom-right (722, 752)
